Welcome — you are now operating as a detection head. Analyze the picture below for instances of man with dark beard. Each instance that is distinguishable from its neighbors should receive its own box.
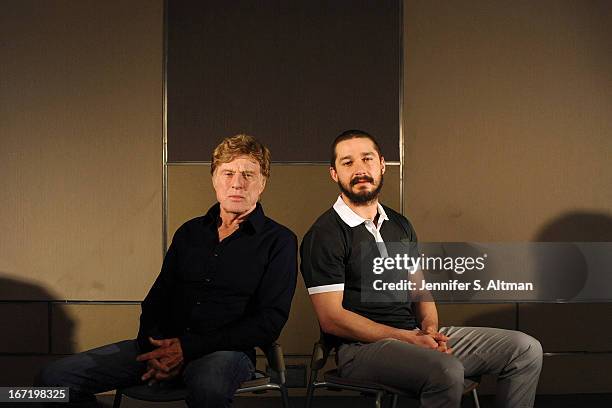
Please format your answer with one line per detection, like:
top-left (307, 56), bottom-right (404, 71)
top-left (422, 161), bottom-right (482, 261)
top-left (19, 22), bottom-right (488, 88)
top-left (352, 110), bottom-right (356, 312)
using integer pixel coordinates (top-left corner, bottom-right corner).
top-left (300, 130), bottom-right (543, 408)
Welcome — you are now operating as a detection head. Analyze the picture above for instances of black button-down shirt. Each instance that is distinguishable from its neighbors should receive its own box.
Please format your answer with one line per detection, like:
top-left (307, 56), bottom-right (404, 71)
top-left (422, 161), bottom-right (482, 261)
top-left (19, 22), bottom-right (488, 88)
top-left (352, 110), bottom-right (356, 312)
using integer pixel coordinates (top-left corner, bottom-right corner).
top-left (137, 203), bottom-right (297, 362)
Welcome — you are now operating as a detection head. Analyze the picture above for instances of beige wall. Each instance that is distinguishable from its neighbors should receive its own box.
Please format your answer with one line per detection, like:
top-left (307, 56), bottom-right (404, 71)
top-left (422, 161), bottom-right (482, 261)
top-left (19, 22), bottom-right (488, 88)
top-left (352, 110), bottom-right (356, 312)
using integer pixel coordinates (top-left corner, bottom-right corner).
top-left (403, 0), bottom-right (612, 394)
top-left (0, 0), bottom-right (164, 301)
top-left (403, 0), bottom-right (612, 241)
top-left (0, 0), bottom-right (163, 385)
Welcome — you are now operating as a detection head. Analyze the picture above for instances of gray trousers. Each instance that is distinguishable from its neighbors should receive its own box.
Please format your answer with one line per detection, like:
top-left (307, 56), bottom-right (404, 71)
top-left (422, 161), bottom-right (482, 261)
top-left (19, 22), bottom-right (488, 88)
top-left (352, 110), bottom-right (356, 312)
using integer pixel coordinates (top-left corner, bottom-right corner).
top-left (337, 327), bottom-right (543, 408)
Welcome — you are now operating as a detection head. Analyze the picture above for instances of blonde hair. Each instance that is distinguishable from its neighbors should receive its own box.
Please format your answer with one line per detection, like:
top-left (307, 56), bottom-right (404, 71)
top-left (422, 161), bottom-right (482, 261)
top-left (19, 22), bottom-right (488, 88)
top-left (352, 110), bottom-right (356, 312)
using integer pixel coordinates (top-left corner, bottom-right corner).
top-left (211, 134), bottom-right (271, 178)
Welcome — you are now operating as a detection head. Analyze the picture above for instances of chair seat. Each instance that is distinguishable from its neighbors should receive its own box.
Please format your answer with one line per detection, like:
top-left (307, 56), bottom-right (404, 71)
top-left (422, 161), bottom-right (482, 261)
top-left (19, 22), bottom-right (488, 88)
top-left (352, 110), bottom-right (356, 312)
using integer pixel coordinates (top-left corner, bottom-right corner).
top-left (120, 383), bottom-right (187, 402)
top-left (323, 369), bottom-right (413, 396)
top-left (118, 371), bottom-right (269, 402)
top-left (463, 376), bottom-right (481, 394)
top-left (323, 369), bottom-right (481, 396)
top-left (240, 372), bottom-right (270, 388)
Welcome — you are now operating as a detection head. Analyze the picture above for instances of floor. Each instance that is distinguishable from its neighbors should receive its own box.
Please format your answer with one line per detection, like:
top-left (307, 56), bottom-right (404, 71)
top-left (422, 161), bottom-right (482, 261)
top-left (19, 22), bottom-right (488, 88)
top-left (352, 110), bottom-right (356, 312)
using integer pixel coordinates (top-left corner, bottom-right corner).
top-left (96, 393), bottom-right (612, 408)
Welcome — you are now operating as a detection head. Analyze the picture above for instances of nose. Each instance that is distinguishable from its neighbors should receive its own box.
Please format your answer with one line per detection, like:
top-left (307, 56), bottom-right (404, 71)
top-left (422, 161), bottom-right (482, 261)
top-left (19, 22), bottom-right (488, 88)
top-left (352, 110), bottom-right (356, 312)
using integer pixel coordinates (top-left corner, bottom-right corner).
top-left (230, 173), bottom-right (246, 189)
top-left (353, 162), bottom-right (368, 177)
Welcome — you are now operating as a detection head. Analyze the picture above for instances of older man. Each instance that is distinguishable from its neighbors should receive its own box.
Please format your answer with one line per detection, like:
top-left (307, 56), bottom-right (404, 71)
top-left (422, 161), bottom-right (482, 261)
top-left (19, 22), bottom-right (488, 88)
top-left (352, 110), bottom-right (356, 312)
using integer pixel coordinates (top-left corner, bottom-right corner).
top-left (38, 134), bottom-right (297, 408)
top-left (300, 130), bottom-right (542, 408)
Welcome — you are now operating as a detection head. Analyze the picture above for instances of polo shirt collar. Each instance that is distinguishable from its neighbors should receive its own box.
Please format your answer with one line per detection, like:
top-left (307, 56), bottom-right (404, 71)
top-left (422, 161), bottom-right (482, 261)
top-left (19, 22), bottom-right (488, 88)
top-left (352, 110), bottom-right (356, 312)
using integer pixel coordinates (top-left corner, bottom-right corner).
top-left (332, 195), bottom-right (389, 228)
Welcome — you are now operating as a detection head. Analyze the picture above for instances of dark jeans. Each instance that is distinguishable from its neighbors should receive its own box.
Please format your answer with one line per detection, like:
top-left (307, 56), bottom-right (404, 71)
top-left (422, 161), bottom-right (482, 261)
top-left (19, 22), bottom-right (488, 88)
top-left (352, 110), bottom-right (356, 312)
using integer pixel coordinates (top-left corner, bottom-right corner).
top-left (36, 339), bottom-right (255, 408)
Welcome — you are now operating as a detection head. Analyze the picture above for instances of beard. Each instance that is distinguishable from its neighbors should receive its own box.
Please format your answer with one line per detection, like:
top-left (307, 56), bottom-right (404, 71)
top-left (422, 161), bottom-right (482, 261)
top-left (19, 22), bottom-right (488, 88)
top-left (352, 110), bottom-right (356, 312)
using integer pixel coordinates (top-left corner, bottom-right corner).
top-left (338, 172), bottom-right (384, 205)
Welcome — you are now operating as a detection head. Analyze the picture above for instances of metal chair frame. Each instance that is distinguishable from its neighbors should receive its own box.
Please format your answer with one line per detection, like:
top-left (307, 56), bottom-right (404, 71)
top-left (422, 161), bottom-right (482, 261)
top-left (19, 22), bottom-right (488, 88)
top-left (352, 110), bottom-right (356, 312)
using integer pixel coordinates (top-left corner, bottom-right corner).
top-left (305, 335), bottom-right (481, 408)
top-left (113, 342), bottom-right (290, 408)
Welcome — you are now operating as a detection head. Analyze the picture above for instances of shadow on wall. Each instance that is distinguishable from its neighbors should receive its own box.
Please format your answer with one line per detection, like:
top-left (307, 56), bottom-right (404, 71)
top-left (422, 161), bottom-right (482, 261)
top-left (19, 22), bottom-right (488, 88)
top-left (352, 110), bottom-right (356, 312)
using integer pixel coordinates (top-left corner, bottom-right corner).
top-left (533, 211), bottom-right (612, 301)
top-left (0, 274), bottom-right (75, 386)
top-left (456, 210), bottom-right (612, 331)
top-left (535, 211), bottom-right (612, 242)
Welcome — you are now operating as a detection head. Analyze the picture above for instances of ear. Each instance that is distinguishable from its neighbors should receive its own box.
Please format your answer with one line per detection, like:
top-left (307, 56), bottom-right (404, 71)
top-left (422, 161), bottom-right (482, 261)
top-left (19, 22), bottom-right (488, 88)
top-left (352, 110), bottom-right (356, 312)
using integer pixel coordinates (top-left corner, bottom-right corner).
top-left (380, 156), bottom-right (386, 175)
top-left (330, 166), bottom-right (339, 183)
top-left (260, 176), bottom-right (267, 192)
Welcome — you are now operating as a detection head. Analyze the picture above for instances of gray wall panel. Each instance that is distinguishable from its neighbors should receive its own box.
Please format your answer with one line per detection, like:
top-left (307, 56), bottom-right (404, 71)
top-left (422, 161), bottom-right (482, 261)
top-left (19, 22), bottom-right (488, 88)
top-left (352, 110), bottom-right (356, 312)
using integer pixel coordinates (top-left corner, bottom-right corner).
top-left (167, 0), bottom-right (401, 162)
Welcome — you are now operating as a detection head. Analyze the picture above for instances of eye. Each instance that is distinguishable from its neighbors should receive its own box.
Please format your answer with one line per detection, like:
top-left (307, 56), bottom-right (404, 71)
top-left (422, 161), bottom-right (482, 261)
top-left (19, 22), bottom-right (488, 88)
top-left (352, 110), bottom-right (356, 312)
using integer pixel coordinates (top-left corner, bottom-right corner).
top-left (363, 156), bottom-right (373, 162)
top-left (342, 160), bottom-right (352, 166)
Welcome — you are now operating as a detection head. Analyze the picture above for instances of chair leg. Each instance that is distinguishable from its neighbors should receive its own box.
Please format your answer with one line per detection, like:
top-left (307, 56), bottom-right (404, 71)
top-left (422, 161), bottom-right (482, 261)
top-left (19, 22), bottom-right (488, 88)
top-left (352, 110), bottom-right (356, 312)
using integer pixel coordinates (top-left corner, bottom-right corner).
top-left (390, 393), bottom-right (399, 408)
top-left (112, 390), bottom-right (122, 408)
top-left (472, 388), bottom-right (481, 408)
top-left (374, 391), bottom-right (383, 408)
top-left (305, 371), bottom-right (317, 408)
top-left (280, 384), bottom-right (291, 408)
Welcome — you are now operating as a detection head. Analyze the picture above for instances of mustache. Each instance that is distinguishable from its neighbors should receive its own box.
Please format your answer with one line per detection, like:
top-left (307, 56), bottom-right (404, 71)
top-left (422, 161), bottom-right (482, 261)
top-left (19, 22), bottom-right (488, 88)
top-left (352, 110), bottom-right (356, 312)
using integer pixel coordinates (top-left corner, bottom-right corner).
top-left (350, 175), bottom-right (374, 186)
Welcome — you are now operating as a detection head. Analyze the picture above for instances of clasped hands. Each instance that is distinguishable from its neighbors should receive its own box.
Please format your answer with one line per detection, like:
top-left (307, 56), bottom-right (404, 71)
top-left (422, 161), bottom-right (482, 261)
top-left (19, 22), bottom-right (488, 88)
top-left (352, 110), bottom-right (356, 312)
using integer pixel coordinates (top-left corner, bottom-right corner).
top-left (136, 337), bottom-right (185, 384)
top-left (414, 328), bottom-right (452, 354)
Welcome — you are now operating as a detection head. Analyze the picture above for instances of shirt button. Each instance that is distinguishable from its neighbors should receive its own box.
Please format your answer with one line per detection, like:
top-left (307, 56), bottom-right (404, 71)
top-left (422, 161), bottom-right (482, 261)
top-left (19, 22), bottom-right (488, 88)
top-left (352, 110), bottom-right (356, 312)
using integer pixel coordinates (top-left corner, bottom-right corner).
top-left (186, 327), bottom-right (191, 332)
top-left (204, 278), bottom-right (212, 283)
top-left (213, 253), bottom-right (218, 257)
top-left (196, 301), bottom-right (201, 305)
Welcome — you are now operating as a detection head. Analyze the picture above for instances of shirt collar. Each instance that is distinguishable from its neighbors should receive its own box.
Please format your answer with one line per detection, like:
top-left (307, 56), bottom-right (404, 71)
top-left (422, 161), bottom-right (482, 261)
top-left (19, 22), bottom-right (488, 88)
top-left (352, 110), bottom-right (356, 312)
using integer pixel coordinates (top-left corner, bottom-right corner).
top-left (203, 202), bottom-right (265, 233)
top-left (332, 195), bottom-right (389, 228)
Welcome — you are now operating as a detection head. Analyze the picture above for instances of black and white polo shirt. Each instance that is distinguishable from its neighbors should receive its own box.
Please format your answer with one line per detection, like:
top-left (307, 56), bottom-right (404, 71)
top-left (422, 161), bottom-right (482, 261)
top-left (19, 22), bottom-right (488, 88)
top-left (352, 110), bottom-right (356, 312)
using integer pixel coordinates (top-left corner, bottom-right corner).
top-left (300, 196), bottom-right (419, 333)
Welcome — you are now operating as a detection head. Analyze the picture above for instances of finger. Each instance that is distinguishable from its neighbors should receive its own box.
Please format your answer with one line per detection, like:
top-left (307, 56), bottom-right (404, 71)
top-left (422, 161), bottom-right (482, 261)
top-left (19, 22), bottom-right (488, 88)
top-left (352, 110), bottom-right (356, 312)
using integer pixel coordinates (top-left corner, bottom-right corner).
top-left (422, 337), bottom-right (438, 349)
top-left (424, 332), bottom-right (449, 344)
top-left (149, 337), bottom-right (172, 347)
top-left (141, 370), bottom-right (152, 381)
top-left (160, 357), bottom-right (180, 371)
top-left (154, 370), bottom-right (171, 381)
top-left (141, 368), bottom-right (156, 381)
top-left (149, 358), bottom-right (171, 373)
top-left (136, 350), bottom-right (163, 362)
top-left (149, 337), bottom-right (163, 346)
top-left (163, 366), bottom-right (182, 380)
top-left (417, 331), bottom-right (436, 340)
top-left (160, 354), bottom-right (178, 363)
top-left (136, 351), bottom-right (157, 361)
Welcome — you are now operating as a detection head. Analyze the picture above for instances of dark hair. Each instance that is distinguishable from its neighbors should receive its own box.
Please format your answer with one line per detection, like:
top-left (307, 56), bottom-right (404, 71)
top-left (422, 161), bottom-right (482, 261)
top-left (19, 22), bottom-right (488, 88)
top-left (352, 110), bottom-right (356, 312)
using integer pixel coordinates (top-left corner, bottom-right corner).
top-left (330, 129), bottom-right (383, 168)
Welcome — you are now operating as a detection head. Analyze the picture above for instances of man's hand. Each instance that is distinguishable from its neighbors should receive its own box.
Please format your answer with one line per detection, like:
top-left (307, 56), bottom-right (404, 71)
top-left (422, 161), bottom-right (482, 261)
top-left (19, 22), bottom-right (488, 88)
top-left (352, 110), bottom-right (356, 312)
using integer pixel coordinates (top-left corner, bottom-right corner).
top-left (397, 329), bottom-right (437, 349)
top-left (141, 359), bottom-right (182, 384)
top-left (399, 329), bottom-right (452, 353)
top-left (137, 337), bottom-right (184, 384)
top-left (419, 328), bottom-right (452, 354)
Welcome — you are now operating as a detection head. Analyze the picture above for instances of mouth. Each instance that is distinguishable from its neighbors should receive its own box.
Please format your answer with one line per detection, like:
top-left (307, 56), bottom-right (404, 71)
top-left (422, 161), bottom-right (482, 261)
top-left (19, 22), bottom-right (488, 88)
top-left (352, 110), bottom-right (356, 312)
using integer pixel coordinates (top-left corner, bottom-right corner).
top-left (350, 177), bottom-right (374, 186)
top-left (228, 195), bottom-right (245, 200)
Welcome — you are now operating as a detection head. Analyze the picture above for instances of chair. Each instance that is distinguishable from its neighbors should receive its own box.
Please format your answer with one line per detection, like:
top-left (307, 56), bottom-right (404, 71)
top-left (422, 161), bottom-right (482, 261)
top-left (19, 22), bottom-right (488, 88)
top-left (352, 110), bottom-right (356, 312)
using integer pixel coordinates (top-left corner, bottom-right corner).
top-left (305, 334), bottom-right (481, 408)
top-left (113, 343), bottom-right (290, 408)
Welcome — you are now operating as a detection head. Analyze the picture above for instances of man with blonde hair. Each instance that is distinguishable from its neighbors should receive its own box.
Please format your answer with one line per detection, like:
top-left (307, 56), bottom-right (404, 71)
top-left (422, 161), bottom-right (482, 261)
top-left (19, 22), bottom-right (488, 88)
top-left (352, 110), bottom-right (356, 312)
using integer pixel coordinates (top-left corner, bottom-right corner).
top-left (38, 134), bottom-right (298, 408)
